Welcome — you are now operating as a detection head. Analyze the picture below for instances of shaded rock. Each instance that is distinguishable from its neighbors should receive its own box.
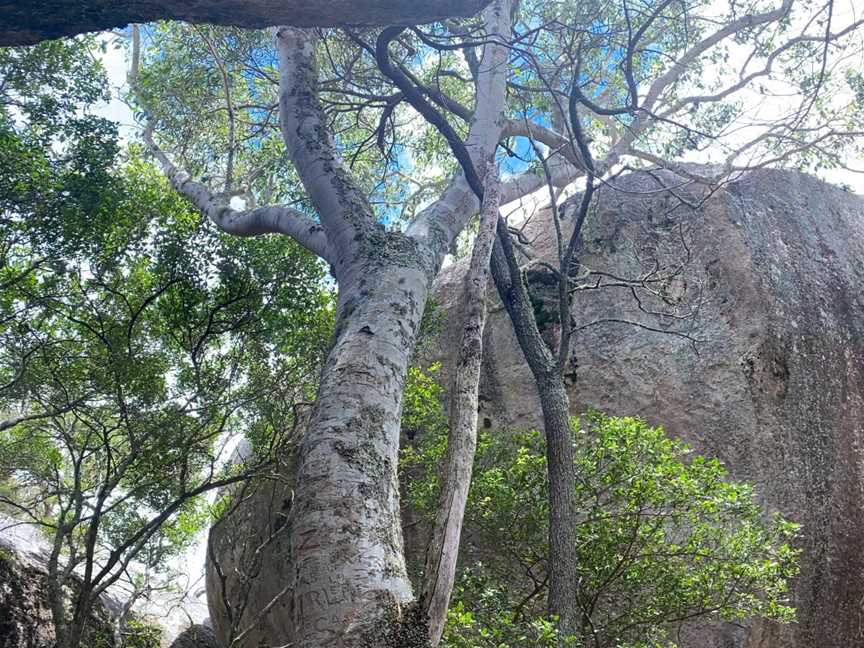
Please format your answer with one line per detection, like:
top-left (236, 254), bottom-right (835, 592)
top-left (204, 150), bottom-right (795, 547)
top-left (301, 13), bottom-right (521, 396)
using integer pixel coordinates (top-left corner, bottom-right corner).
top-left (0, 543), bottom-right (114, 648)
top-left (0, 546), bottom-right (59, 648)
top-left (205, 477), bottom-right (295, 647)
top-left (205, 439), bottom-right (296, 647)
top-left (430, 168), bottom-right (864, 648)
top-left (169, 624), bottom-right (221, 648)
top-left (0, 514), bottom-right (207, 647)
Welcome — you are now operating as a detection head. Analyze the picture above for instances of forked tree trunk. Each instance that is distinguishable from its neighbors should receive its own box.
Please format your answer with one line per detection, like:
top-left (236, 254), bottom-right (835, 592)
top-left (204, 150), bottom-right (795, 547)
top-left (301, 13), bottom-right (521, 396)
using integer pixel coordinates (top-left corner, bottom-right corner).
top-left (276, 7), bottom-right (510, 642)
top-left (145, 4), bottom-right (511, 643)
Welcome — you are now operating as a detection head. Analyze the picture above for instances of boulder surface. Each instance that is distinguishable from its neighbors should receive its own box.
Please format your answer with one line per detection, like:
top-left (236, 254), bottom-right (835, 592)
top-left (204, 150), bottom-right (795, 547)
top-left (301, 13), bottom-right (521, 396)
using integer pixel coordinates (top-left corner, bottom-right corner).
top-left (205, 169), bottom-right (864, 647)
top-left (0, 529), bottom-right (114, 648)
top-left (430, 168), bottom-right (864, 648)
top-left (0, 514), bottom-right (208, 647)
top-left (168, 624), bottom-right (221, 648)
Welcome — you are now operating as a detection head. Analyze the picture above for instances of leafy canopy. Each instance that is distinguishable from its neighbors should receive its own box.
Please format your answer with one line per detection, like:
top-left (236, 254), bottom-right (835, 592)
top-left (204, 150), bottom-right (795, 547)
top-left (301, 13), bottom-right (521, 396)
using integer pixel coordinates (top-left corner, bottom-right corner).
top-left (0, 36), bottom-right (334, 636)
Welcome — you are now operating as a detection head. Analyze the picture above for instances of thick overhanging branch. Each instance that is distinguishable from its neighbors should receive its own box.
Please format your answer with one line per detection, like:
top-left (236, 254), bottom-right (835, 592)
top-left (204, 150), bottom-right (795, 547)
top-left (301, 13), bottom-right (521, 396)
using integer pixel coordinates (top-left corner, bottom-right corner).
top-left (502, 118), bottom-right (585, 168)
top-left (0, 0), bottom-right (493, 46)
top-left (130, 24), bottom-right (332, 262)
top-left (500, 156), bottom-right (582, 204)
top-left (144, 126), bottom-right (332, 262)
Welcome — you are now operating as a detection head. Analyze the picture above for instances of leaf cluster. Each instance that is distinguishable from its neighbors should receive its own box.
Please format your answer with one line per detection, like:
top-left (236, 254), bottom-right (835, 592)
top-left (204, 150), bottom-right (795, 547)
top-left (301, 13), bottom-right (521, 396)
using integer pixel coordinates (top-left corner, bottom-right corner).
top-left (0, 38), bottom-right (335, 640)
top-left (404, 412), bottom-right (800, 648)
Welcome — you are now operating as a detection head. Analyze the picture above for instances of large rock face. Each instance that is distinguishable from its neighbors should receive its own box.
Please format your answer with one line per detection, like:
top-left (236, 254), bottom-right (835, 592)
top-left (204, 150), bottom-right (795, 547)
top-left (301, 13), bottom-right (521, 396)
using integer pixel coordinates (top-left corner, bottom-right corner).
top-left (432, 168), bottom-right (864, 648)
top-left (0, 514), bottom-right (209, 647)
top-left (205, 455), bottom-right (296, 647)
top-left (0, 527), bottom-right (114, 648)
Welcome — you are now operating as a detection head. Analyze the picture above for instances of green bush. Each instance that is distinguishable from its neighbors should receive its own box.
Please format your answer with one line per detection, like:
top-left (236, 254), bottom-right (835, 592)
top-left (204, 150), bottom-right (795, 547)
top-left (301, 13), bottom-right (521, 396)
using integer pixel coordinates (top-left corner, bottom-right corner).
top-left (121, 618), bottom-right (163, 648)
top-left (403, 412), bottom-right (800, 648)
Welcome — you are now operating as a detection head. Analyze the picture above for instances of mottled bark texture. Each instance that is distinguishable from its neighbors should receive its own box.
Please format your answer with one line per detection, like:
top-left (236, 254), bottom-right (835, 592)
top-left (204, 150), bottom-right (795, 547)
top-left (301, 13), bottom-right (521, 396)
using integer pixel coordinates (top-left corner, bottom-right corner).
top-left (432, 168), bottom-right (864, 648)
top-left (287, 259), bottom-right (429, 647)
top-left (489, 230), bottom-right (581, 641)
top-left (421, 172), bottom-right (501, 645)
top-left (196, 4), bottom-right (511, 647)
top-left (0, 0), bottom-right (492, 46)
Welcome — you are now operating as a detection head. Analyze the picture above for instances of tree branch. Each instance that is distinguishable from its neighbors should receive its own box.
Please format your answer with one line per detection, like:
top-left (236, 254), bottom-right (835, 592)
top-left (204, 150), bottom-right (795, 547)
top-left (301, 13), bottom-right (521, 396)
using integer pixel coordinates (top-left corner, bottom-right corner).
top-left (276, 26), bottom-right (375, 267)
top-left (143, 126), bottom-right (332, 262)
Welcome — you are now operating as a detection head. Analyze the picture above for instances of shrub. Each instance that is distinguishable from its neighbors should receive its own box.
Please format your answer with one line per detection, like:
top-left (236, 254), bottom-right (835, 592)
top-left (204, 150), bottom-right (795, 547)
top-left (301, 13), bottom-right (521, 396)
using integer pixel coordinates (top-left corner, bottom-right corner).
top-left (404, 412), bottom-right (800, 648)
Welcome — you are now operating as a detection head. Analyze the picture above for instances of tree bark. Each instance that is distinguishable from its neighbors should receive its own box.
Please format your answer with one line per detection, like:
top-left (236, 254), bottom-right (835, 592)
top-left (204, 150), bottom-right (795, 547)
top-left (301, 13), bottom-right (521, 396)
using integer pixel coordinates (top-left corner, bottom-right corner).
top-left (0, 0), bottom-right (492, 46)
top-left (274, 8), bottom-right (509, 642)
top-left (144, 4), bottom-right (511, 644)
top-left (287, 244), bottom-right (434, 647)
top-left (534, 377), bottom-right (579, 641)
top-left (490, 229), bottom-right (581, 643)
top-left (421, 170), bottom-right (501, 645)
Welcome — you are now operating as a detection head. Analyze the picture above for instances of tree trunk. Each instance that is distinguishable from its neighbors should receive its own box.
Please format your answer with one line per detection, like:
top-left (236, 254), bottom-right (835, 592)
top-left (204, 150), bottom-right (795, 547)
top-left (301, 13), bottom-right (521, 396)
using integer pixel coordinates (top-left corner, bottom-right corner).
top-left (287, 242), bottom-right (433, 647)
top-left (47, 529), bottom-right (71, 648)
top-left (490, 235), bottom-right (582, 643)
top-left (63, 610), bottom-right (89, 648)
top-left (421, 171), bottom-right (501, 645)
top-left (534, 376), bottom-right (579, 641)
top-left (146, 4), bottom-right (510, 644)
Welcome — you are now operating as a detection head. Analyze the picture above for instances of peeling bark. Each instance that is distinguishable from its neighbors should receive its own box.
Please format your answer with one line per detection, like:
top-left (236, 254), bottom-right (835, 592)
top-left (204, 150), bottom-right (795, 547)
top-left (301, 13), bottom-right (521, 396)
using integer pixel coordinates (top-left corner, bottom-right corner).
top-left (0, 0), bottom-right (492, 46)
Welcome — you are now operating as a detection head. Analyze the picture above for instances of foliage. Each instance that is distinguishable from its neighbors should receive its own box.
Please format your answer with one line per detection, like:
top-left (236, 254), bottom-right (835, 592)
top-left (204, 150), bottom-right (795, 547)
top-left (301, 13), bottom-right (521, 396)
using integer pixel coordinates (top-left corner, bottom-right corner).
top-left (134, 23), bottom-right (420, 223)
top-left (405, 413), bottom-right (800, 648)
top-left (400, 362), bottom-right (448, 443)
top-left (0, 38), bottom-right (334, 648)
top-left (0, 37), bottom-right (124, 263)
top-left (0, 37), bottom-right (110, 135)
top-left (444, 592), bottom-right (562, 648)
top-left (5, 0), bottom-right (860, 643)
top-left (121, 618), bottom-right (163, 648)
top-left (0, 157), bottom-right (331, 638)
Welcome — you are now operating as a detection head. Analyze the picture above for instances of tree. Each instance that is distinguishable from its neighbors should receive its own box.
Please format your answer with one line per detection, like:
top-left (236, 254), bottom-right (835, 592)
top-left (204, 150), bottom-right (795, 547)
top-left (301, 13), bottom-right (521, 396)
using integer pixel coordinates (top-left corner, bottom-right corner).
top-left (134, 5), bottom-right (516, 645)
top-left (0, 159), bottom-right (331, 647)
top-left (374, 0), bottom-right (862, 639)
top-left (421, 164), bottom-right (501, 644)
top-left (0, 38), bottom-right (332, 648)
top-left (18, 1), bottom-right (863, 646)
top-left (405, 413), bottom-right (800, 648)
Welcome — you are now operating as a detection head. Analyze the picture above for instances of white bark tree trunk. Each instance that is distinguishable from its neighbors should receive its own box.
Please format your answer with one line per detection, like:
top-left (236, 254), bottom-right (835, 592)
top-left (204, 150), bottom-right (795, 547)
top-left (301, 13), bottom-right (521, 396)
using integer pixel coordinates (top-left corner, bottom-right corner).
top-left (146, 4), bottom-right (513, 644)
top-left (421, 170), bottom-right (501, 645)
top-left (288, 246), bottom-right (434, 647)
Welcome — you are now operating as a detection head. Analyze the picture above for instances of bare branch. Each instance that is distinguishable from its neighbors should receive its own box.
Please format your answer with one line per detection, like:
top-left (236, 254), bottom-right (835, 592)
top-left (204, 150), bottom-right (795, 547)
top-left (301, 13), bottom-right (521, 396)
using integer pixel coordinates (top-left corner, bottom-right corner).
top-left (143, 126), bottom-right (332, 261)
